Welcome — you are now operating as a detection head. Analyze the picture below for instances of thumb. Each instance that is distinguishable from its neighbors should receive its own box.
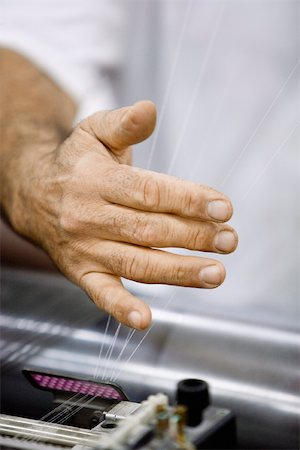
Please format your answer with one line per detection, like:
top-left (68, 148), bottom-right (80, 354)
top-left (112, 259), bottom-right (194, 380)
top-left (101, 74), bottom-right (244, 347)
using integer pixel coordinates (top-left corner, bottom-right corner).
top-left (84, 100), bottom-right (157, 155)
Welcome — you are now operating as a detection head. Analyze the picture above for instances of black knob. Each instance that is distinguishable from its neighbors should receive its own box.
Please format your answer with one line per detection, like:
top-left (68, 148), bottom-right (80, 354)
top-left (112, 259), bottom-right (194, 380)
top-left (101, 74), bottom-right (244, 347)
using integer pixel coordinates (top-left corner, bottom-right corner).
top-left (176, 379), bottom-right (210, 427)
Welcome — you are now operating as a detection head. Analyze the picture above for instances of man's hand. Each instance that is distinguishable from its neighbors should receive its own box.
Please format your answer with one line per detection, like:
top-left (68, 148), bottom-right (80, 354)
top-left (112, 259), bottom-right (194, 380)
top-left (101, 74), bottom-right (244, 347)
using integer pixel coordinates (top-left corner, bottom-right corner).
top-left (1, 50), bottom-right (238, 330)
top-left (11, 101), bottom-right (237, 329)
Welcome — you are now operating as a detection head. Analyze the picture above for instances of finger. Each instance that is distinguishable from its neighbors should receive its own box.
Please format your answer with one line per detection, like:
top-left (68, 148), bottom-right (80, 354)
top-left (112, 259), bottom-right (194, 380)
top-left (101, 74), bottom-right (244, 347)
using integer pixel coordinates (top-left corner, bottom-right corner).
top-left (101, 165), bottom-right (233, 222)
top-left (83, 100), bottom-right (157, 154)
top-left (88, 205), bottom-right (238, 253)
top-left (97, 241), bottom-right (226, 288)
top-left (80, 272), bottom-right (152, 330)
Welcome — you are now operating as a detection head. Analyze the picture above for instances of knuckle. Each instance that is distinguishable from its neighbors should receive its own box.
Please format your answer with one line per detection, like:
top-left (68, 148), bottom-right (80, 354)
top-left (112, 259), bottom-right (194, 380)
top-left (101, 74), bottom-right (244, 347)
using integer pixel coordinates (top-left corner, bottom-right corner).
top-left (141, 177), bottom-right (161, 209)
top-left (141, 254), bottom-right (153, 280)
top-left (103, 248), bottom-right (122, 274)
top-left (60, 196), bottom-right (95, 236)
top-left (125, 253), bottom-right (150, 281)
top-left (112, 304), bottom-right (126, 323)
top-left (171, 265), bottom-right (187, 284)
top-left (125, 253), bottom-right (140, 279)
top-left (87, 280), bottom-right (116, 314)
top-left (135, 221), bottom-right (157, 245)
top-left (184, 192), bottom-right (200, 216)
top-left (189, 223), bottom-right (217, 250)
top-left (60, 210), bottom-right (81, 234)
top-left (95, 283), bottom-right (127, 322)
top-left (100, 209), bottom-right (124, 236)
top-left (190, 228), bottom-right (205, 249)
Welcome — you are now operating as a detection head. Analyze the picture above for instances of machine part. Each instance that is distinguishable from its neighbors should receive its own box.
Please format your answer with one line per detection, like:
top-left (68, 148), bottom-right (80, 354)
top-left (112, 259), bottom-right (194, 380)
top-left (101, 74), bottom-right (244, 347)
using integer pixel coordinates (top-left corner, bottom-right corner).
top-left (93, 393), bottom-right (169, 449)
top-left (3, 269), bottom-right (298, 447)
top-left (188, 406), bottom-right (236, 449)
top-left (172, 405), bottom-right (196, 449)
top-left (0, 434), bottom-right (65, 450)
top-left (89, 411), bottom-right (103, 429)
top-left (0, 414), bottom-right (104, 447)
top-left (21, 369), bottom-right (131, 429)
top-left (177, 379), bottom-right (210, 427)
top-left (104, 402), bottom-right (142, 422)
top-left (23, 369), bottom-right (128, 402)
top-left (0, 374), bottom-right (236, 450)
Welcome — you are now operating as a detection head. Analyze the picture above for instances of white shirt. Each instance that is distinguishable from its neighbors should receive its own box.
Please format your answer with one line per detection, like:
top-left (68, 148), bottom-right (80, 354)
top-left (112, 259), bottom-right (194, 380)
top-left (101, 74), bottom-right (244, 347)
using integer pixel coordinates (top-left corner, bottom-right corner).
top-left (0, 0), bottom-right (298, 328)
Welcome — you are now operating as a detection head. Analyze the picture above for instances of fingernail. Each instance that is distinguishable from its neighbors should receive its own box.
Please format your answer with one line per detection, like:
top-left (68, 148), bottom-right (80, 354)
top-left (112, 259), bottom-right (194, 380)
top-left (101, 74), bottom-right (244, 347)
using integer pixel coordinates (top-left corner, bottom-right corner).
top-left (207, 200), bottom-right (230, 221)
top-left (128, 310), bottom-right (142, 329)
top-left (214, 231), bottom-right (236, 252)
top-left (200, 265), bottom-right (222, 286)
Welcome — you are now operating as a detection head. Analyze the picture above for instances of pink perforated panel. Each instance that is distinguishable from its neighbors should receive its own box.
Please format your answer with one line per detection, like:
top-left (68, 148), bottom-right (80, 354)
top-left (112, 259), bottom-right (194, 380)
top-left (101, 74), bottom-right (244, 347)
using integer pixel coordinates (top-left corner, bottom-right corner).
top-left (30, 372), bottom-right (123, 400)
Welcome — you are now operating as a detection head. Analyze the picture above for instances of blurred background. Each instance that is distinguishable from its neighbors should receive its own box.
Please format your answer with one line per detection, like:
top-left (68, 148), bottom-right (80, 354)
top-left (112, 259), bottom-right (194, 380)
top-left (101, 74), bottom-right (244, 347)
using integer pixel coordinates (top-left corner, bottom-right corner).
top-left (1, 0), bottom-right (299, 448)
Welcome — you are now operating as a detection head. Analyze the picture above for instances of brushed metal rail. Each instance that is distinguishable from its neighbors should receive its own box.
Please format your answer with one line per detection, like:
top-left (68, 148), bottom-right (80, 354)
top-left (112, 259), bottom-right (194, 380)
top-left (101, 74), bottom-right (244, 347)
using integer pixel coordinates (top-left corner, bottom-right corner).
top-left (0, 414), bottom-right (101, 447)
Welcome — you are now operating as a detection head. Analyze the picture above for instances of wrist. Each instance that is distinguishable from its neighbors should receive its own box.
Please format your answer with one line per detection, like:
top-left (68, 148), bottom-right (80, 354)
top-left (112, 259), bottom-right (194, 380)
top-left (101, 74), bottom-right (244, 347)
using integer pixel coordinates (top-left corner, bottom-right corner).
top-left (1, 140), bottom-right (57, 245)
top-left (0, 48), bottom-right (76, 245)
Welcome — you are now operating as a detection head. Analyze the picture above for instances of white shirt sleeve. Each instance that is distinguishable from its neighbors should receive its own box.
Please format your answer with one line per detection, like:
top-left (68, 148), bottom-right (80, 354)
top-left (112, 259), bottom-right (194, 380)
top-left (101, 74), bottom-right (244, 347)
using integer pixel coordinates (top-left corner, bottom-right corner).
top-left (0, 0), bottom-right (129, 119)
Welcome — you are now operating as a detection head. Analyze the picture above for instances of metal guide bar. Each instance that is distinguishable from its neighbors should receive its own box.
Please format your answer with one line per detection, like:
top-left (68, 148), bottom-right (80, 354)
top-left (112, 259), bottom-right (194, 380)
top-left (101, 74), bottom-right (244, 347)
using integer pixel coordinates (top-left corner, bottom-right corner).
top-left (0, 434), bottom-right (67, 450)
top-left (0, 414), bottom-right (104, 447)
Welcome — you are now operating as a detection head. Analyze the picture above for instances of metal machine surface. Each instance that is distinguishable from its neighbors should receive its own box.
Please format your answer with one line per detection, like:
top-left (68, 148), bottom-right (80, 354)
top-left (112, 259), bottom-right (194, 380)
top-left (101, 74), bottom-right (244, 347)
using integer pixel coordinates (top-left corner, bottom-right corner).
top-left (1, 268), bottom-right (299, 449)
top-left (0, 369), bottom-right (236, 449)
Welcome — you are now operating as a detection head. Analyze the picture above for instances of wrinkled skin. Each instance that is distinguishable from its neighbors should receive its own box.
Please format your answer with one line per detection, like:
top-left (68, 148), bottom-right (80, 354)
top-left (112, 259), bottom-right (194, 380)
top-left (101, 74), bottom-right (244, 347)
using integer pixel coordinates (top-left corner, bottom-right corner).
top-left (13, 101), bottom-right (238, 329)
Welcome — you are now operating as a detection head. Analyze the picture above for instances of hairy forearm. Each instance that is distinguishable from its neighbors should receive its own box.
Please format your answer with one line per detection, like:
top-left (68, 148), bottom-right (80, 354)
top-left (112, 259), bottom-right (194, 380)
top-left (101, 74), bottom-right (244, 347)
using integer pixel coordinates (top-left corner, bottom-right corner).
top-left (0, 48), bottom-right (76, 235)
